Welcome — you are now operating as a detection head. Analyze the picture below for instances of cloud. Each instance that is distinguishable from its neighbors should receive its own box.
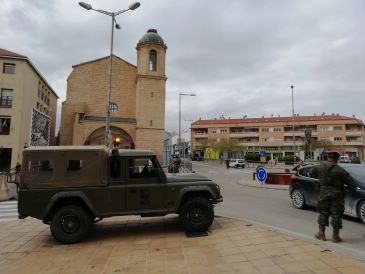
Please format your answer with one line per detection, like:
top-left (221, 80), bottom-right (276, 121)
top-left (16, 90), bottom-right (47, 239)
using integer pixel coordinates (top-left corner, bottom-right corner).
top-left (1, 0), bottom-right (364, 133)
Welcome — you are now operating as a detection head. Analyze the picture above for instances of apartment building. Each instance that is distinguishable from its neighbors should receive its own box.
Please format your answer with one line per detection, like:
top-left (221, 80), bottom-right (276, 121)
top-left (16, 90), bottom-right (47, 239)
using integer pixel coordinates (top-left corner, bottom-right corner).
top-left (191, 114), bottom-right (365, 160)
top-left (0, 48), bottom-right (58, 173)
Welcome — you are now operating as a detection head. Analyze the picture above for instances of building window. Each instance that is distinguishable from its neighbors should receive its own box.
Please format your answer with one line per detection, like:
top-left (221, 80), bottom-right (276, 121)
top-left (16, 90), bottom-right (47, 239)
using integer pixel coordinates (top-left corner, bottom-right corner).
top-left (0, 117), bottom-right (11, 135)
top-left (3, 63), bottom-right (15, 74)
top-left (320, 126), bottom-right (328, 131)
top-left (67, 160), bottom-right (82, 171)
top-left (262, 128), bottom-right (269, 132)
top-left (273, 128), bottom-right (281, 132)
top-left (0, 89), bottom-right (13, 107)
top-left (109, 102), bottom-right (118, 113)
top-left (149, 49), bottom-right (157, 71)
top-left (41, 92), bottom-right (44, 100)
top-left (334, 137), bottom-right (342, 141)
top-left (334, 126), bottom-right (342, 131)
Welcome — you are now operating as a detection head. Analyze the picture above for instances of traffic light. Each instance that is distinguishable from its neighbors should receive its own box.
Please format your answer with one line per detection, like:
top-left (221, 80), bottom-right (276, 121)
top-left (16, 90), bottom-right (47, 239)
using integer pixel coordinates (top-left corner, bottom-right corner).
top-left (114, 137), bottom-right (121, 147)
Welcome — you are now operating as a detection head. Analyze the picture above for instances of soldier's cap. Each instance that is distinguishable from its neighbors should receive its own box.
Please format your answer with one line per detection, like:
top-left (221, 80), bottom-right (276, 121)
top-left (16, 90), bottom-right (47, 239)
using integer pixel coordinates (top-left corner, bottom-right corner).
top-left (327, 151), bottom-right (340, 159)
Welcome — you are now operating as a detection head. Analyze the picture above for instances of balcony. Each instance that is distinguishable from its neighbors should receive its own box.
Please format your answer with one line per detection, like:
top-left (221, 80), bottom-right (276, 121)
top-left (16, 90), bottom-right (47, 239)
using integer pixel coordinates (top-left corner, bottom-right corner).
top-left (346, 141), bottom-right (363, 146)
top-left (230, 131), bottom-right (259, 138)
top-left (193, 132), bottom-right (208, 138)
top-left (346, 131), bottom-right (363, 136)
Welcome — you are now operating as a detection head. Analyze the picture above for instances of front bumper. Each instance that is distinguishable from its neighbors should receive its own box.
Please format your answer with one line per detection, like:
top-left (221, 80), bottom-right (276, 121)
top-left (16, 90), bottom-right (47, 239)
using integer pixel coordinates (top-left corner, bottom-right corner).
top-left (213, 195), bottom-right (223, 203)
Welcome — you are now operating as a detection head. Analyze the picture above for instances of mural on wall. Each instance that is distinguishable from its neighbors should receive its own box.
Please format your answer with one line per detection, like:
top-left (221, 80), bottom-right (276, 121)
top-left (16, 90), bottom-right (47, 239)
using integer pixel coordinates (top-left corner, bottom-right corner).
top-left (30, 109), bottom-right (50, 146)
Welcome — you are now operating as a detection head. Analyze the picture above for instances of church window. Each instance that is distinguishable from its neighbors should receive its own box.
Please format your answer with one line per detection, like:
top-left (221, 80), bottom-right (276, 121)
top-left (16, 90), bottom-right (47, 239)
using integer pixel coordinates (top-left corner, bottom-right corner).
top-left (150, 120), bottom-right (153, 126)
top-left (109, 102), bottom-right (118, 113)
top-left (149, 50), bottom-right (157, 71)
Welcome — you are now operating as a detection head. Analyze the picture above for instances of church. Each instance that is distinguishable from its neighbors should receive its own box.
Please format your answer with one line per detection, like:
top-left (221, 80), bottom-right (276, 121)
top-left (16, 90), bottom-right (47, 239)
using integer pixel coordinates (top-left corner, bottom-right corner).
top-left (60, 29), bottom-right (167, 161)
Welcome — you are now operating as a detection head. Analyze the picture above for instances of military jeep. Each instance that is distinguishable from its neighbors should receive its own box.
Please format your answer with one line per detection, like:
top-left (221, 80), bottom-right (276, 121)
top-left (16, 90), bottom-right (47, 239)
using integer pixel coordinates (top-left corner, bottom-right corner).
top-left (17, 146), bottom-right (223, 244)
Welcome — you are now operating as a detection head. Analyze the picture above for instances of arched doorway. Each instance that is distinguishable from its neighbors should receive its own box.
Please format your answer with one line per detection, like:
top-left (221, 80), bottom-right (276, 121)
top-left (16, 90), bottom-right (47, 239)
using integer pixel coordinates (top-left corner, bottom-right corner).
top-left (84, 126), bottom-right (135, 148)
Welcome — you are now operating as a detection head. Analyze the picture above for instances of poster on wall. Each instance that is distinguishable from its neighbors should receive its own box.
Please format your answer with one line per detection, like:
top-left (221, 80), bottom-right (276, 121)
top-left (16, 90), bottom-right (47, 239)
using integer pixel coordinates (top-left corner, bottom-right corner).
top-left (30, 109), bottom-right (51, 146)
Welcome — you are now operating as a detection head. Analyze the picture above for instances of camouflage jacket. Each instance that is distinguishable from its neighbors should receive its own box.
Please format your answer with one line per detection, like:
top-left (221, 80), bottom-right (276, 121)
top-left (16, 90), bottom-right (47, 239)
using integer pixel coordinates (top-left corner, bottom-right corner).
top-left (310, 162), bottom-right (353, 199)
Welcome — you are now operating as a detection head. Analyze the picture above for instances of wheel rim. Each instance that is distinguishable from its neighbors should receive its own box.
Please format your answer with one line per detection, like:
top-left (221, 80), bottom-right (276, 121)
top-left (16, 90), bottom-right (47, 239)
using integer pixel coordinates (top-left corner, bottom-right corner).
top-left (360, 202), bottom-right (365, 222)
top-left (292, 190), bottom-right (304, 208)
top-left (61, 215), bottom-right (80, 234)
top-left (188, 207), bottom-right (205, 224)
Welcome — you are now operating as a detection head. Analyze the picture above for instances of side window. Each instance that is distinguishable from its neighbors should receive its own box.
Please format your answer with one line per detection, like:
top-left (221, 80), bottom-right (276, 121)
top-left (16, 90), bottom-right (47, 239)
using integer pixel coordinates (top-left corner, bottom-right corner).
top-left (298, 167), bottom-right (309, 177)
top-left (28, 160), bottom-right (54, 173)
top-left (128, 157), bottom-right (157, 178)
top-left (67, 160), bottom-right (82, 171)
top-left (110, 158), bottom-right (121, 178)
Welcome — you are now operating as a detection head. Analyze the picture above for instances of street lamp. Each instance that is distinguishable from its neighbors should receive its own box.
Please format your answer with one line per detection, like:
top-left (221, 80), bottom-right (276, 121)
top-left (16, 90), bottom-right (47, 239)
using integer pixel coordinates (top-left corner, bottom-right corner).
top-left (78, 1), bottom-right (140, 146)
top-left (291, 85), bottom-right (297, 162)
top-left (179, 93), bottom-right (196, 159)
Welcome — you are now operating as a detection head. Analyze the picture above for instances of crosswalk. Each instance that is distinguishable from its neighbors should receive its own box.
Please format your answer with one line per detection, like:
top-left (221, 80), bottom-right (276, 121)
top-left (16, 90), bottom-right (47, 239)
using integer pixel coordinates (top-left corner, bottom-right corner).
top-left (0, 200), bottom-right (18, 222)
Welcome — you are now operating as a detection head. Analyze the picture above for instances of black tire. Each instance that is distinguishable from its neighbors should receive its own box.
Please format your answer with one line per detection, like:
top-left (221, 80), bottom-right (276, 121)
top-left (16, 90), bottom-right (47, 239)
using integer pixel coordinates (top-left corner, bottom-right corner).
top-left (291, 189), bottom-right (306, 209)
top-left (235, 165), bottom-right (238, 168)
top-left (357, 200), bottom-right (365, 224)
top-left (179, 197), bottom-right (214, 232)
top-left (50, 205), bottom-right (92, 244)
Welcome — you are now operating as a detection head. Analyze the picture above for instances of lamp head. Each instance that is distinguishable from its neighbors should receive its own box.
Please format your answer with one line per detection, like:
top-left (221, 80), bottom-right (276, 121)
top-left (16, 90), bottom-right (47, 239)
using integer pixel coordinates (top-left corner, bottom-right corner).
top-left (79, 1), bottom-right (93, 10)
top-left (115, 23), bottom-right (121, 29)
top-left (129, 2), bottom-right (140, 10)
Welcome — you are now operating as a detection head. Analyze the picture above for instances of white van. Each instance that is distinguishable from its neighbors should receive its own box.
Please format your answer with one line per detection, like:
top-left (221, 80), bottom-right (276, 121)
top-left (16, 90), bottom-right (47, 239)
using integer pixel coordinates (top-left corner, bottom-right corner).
top-left (339, 155), bottom-right (350, 163)
top-left (229, 159), bottom-right (246, 168)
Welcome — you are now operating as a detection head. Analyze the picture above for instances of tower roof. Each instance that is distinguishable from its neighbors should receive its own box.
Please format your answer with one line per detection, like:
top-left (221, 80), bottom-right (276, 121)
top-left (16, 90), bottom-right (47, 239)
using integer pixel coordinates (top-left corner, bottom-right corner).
top-left (138, 29), bottom-right (165, 46)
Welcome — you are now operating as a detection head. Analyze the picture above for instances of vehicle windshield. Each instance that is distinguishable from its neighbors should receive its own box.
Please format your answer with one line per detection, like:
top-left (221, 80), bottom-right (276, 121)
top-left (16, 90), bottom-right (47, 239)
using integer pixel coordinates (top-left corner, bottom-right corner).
top-left (344, 166), bottom-right (365, 186)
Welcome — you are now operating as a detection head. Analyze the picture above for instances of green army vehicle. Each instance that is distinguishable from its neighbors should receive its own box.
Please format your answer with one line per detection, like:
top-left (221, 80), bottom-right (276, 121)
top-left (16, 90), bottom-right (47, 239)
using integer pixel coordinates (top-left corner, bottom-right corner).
top-left (16, 146), bottom-right (223, 244)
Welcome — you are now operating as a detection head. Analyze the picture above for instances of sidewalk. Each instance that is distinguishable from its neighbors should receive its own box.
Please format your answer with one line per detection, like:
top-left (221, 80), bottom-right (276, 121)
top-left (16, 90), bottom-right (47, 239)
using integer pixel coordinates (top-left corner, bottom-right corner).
top-left (0, 215), bottom-right (365, 273)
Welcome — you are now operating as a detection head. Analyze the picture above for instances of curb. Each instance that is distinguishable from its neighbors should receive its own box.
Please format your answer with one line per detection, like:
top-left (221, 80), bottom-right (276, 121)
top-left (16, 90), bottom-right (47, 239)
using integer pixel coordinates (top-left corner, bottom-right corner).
top-left (238, 180), bottom-right (289, 190)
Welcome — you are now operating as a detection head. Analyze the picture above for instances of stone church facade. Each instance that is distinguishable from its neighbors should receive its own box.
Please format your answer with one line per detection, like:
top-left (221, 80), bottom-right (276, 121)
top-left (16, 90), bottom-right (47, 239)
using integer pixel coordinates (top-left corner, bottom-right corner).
top-left (60, 29), bottom-right (167, 160)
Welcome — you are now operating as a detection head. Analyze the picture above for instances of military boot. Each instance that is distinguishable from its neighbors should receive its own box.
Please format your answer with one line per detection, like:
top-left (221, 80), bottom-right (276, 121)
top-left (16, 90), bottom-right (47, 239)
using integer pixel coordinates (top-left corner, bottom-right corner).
top-left (332, 229), bottom-right (342, 243)
top-left (315, 225), bottom-right (326, 241)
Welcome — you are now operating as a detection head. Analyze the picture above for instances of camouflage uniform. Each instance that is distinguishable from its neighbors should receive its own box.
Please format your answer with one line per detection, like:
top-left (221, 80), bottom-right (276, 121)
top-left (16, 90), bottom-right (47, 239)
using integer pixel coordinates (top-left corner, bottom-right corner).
top-left (310, 162), bottom-right (352, 229)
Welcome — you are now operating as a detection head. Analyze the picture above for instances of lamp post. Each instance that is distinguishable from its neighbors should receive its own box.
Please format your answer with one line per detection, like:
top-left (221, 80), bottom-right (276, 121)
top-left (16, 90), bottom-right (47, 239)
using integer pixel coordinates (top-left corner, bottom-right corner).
top-left (78, 1), bottom-right (140, 146)
top-left (291, 85), bottom-right (297, 162)
top-left (179, 93), bottom-right (196, 159)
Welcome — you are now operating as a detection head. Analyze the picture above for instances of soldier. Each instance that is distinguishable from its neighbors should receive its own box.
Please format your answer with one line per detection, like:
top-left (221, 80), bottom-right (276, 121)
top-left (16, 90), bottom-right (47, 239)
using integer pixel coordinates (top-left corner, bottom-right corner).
top-left (310, 151), bottom-right (353, 242)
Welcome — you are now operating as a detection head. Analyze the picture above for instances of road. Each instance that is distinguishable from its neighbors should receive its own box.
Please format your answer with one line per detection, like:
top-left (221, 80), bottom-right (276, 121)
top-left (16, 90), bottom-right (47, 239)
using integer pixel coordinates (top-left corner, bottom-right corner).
top-left (192, 161), bottom-right (365, 261)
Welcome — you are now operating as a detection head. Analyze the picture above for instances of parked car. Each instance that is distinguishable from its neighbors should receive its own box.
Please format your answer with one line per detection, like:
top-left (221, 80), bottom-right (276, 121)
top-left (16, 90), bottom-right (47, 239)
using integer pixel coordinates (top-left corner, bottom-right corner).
top-left (289, 164), bottom-right (365, 224)
top-left (339, 155), bottom-right (351, 163)
top-left (15, 146), bottom-right (223, 244)
top-left (351, 157), bottom-right (361, 164)
top-left (229, 159), bottom-right (246, 168)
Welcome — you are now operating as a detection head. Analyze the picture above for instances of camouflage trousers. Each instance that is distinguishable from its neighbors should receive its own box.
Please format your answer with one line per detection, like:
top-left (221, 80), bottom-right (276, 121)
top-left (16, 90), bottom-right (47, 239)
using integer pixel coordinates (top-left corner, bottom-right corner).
top-left (317, 195), bottom-right (344, 230)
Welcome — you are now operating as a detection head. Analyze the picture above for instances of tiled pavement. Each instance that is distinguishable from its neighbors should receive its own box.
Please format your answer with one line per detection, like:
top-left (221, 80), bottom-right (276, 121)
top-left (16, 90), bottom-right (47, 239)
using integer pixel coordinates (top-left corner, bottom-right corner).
top-left (0, 215), bottom-right (365, 274)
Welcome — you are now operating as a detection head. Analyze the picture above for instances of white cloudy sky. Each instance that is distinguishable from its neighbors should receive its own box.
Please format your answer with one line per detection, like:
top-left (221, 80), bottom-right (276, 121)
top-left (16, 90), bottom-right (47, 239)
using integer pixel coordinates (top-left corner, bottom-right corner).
top-left (1, 0), bottom-right (364, 133)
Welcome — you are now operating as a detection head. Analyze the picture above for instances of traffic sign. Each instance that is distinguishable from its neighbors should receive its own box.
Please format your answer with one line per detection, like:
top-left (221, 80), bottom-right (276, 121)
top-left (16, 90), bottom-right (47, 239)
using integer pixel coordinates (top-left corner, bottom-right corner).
top-left (256, 166), bottom-right (267, 184)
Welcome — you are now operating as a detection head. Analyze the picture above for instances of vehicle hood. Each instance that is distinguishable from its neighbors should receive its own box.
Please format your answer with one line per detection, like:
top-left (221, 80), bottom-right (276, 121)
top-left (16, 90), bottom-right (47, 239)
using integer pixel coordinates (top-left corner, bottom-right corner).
top-left (166, 173), bottom-right (213, 183)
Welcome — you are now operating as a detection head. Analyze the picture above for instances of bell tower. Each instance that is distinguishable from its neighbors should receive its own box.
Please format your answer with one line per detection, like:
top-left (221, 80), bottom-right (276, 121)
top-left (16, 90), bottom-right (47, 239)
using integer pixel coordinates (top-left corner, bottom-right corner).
top-left (135, 29), bottom-right (167, 161)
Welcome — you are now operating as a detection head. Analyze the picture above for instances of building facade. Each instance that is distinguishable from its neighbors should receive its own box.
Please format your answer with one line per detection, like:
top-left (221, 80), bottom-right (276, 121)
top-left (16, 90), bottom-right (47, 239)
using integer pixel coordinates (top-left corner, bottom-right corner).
top-left (191, 114), bottom-right (365, 160)
top-left (0, 48), bottom-right (58, 171)
top-left (60, 29), bottom-right (167, 161)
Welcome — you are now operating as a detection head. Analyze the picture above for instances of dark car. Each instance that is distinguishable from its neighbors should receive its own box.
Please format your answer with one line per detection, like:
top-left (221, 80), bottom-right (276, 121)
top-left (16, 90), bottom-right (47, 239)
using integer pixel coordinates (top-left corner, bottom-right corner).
top-left (289, 164), bottom-right (365, 224)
